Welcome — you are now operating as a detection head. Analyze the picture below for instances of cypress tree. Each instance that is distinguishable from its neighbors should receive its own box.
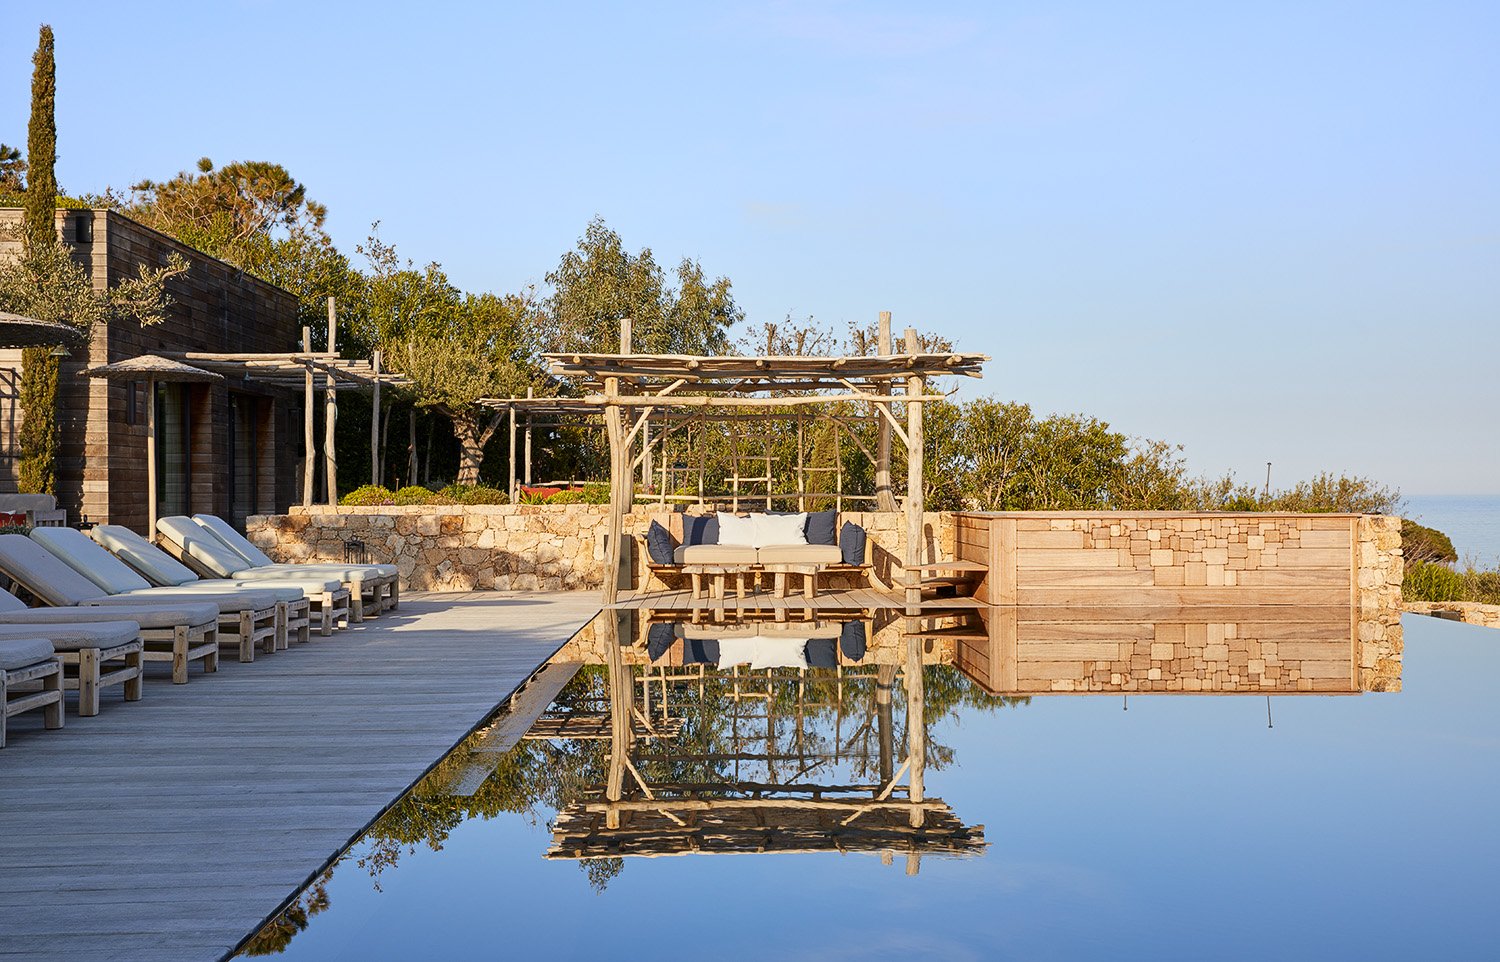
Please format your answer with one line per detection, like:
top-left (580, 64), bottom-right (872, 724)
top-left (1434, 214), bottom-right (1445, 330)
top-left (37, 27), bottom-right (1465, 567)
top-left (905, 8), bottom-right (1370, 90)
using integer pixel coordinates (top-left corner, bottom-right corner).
top-left (22, 25), bottom-right (55, 251)
top-left (17, 24), bottom-right (60, 496)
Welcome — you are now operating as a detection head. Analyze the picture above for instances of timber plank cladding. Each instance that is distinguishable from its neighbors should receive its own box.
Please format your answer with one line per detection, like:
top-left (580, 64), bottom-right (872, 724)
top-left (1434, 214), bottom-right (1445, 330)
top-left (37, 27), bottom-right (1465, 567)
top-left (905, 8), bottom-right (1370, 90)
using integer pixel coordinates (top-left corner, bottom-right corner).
top-left (955, 606), bottom-right (1359, 696)
top-left (956, 512), bottom-right (1361, 608)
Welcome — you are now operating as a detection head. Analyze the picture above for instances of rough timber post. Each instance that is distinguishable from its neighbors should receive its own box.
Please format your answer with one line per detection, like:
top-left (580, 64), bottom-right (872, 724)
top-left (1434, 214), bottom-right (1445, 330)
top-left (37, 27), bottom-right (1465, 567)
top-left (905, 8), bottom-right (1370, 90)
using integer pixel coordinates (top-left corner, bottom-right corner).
top-left (875, 311), bottom-right (896, 511)
top-left (507, 404), bottom-right (517, 501)
top-left (301, 327), bottom-right (314, 507)
top-left (145, 377), bottom-right (158, 533)
top-left (903, 327), bottom-right (924, 610)
top-left (601, 317), bottom-right (633, 607)
top-left (524, 386), bottom-right (533, 486)
top-left (370, 349), bottom-right (382, 487)
top-left (324, 297), bottom-right (339, 505)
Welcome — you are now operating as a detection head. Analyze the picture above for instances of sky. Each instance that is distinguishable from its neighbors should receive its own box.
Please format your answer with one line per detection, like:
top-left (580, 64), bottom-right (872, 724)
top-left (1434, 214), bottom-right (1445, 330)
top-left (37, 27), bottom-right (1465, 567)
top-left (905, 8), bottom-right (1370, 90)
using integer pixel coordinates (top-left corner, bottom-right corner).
top-left (4, 1), bottom-right (1496, 495)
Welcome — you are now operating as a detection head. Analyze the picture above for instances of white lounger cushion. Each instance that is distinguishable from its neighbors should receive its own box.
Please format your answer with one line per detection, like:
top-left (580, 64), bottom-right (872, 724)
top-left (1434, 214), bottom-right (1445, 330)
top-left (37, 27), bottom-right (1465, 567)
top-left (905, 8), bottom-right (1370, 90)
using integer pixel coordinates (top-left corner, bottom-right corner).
top-left (0, 637), bottom-right (54, 670)
top-left (0, 534), bottom-right (284, 612)
top-left (35, 527), bottom-right (325, 599)
top-left (155, 516), bottom-right (261, 580)
top-left (0, 599), bottom-right (218, 629)
top-left (89, 524), bottom-right (201, 587)
top-left (0, 621), bottom-right (139, 652)
top-left (192, 515), bottom-right (397, 579)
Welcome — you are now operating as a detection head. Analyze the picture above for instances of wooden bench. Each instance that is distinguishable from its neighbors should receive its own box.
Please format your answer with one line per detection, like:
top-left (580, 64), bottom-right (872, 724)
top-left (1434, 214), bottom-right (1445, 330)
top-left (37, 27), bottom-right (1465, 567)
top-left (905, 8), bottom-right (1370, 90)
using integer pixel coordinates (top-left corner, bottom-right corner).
top-left (642, 512), bottom-right (873, 600)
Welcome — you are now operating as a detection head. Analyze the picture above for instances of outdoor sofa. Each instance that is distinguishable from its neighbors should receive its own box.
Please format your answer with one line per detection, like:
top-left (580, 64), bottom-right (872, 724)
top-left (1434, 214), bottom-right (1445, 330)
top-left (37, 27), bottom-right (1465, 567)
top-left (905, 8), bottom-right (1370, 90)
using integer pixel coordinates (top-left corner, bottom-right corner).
top-left (189, 514), bottom-right (398, 619)
top-left (642, 509), bottom-right (871, 600)
top-left (0, 533), bottom-right (285, 663)
top-left (0, 638), bottom-right (63, 747)
top-left (151, 518), bottom-right (352, 634)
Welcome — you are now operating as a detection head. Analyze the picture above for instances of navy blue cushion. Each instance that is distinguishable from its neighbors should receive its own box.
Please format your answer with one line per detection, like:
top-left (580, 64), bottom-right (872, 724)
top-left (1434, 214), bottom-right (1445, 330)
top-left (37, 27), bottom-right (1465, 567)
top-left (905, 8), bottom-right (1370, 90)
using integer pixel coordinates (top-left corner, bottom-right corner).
top-left (683, 514), bottom-right (719, 546)
top-left (805, 638), bottom-right (838, 668)
top-left (839, 621), bottom-right (867, 660)
top-left (682, 638), bottom-right (719, 665)
top-left (646, 521), bottom-right (675, 564)
top-left (839, 521), bottom-right (866, 566)
top-left (646, 621), bottom-right (677, 661)
top-left (805, 510), bottom-right (837, 546)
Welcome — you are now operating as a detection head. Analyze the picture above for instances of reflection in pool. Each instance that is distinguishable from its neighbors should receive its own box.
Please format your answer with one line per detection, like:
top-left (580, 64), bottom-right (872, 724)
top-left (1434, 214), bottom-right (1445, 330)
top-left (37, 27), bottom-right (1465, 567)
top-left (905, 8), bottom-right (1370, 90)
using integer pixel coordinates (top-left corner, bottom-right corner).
top-left (239, 611), bottom-right (1500, 961)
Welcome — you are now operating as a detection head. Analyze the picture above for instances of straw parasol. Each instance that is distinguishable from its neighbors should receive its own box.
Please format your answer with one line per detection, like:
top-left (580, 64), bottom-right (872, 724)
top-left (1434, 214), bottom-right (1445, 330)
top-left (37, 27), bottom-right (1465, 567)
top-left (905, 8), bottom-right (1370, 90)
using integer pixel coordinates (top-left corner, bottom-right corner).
top-left (0, 311), bottom-right (86, 349)
top-left (86, 355), bottom-right (224, 530)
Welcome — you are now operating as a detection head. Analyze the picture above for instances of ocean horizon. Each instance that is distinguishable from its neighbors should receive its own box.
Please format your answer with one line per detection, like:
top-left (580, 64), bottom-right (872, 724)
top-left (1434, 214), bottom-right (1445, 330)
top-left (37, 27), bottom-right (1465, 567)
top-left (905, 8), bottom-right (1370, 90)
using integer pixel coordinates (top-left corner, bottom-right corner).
top-left (1403, 494), bottom-right (1500, 567)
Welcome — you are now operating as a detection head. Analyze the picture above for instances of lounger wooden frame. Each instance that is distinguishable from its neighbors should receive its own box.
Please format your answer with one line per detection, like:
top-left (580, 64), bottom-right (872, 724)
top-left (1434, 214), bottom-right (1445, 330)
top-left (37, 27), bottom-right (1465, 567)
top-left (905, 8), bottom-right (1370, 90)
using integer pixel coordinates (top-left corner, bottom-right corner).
top-left (154, 538), bottom-right (350, 637)
top-left (61, 639), bottom-right (145, 717)
top-left (138, 621), bottom-right (220, 684)
top-left (0, 655), bottom-right (63, 748)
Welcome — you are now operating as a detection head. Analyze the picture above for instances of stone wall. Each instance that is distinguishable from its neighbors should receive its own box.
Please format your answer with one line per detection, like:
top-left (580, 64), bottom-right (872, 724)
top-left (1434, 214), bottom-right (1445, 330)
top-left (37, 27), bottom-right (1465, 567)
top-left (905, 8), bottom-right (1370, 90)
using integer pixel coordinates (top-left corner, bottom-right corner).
top-left (248, 505), bottom-right (950, 593)
top-left (1402, 601), bottom-right (1500, 630)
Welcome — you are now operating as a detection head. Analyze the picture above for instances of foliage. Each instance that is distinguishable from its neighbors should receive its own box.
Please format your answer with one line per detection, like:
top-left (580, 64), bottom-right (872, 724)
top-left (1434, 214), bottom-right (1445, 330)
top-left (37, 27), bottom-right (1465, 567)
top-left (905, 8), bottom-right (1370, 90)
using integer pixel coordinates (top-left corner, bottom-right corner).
top-left (391, 485), bottom-right (452, 506)
top-left (0, 144), bottom-right (26, 192)
top-left (24, 26), bottom-right (56, 253)
top-left (1401, 520), bottom-right (1457, 565)
top-left (1465, 570), bottom-right (1500, 606)
top-left (542, 217), bottom-right (742, 358)
top-left (339, 485), bottom-right (396, 506)
top-left (1403, 561), bottom-right (1467, 603)
top-left (0, 523), bottom-right (33, 536)
top-left (543, 489), bottom-right (588, 504)
top-left (437, 484), bottom-right (509, 505)
top-left (1181, 471), bottom-right (1402, 516)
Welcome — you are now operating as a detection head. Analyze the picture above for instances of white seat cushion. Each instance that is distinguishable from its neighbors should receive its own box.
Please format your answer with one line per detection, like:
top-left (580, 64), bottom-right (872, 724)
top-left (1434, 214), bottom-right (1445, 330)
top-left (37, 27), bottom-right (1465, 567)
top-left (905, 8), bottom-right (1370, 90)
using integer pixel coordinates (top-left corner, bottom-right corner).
top-left (756, 544), bottom-right (842, 565)
top-left (675, 545), bottom-right (758, 565)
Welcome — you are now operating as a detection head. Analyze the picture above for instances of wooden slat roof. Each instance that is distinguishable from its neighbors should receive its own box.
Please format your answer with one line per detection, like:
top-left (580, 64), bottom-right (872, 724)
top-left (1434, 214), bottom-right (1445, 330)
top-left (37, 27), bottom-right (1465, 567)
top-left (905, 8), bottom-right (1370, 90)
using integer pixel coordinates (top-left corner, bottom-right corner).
top-left (0, 312), bottom-right (87, 348)
top-left (543, 351), bottom-right (988, 386)
top-left (153, 352), bottom-right (410, 390)
top-left (85, 355), bottom-right (224, 382)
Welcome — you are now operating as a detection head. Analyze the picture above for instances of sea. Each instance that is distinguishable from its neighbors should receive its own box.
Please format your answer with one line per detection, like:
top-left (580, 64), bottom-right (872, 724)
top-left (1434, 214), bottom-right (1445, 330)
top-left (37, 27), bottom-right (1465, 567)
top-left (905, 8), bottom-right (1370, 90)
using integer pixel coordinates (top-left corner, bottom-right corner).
top-left (1403, 495), bottom-right (1500, 568)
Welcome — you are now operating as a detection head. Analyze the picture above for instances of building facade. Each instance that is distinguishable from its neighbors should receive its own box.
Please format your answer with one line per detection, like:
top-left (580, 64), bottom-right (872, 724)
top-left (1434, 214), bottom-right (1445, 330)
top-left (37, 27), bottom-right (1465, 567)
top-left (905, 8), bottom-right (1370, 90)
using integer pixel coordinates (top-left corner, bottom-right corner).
top-left (0, 207), bottom-right (303, 531)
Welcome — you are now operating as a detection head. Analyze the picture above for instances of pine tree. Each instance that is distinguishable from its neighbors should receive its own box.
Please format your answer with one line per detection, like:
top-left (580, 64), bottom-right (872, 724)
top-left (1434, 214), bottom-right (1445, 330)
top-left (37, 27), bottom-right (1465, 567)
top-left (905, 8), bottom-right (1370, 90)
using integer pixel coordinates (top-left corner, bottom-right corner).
top-left (17, 24), bottom-right (60, 496)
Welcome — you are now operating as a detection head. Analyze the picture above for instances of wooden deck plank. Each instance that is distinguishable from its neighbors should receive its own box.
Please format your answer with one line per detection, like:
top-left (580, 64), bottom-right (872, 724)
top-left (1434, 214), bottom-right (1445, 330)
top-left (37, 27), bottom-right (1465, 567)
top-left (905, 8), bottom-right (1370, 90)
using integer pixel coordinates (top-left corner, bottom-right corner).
top-left (0, 590), bottom-right (599, 962)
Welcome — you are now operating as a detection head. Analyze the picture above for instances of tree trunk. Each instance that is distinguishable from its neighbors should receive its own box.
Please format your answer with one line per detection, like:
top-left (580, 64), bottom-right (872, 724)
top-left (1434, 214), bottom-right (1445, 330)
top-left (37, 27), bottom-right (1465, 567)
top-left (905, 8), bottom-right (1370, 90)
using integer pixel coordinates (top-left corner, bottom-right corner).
top-left (406, 406), bottom-right (418, 488)
top-left (450, 409), bottom-right (503, 487)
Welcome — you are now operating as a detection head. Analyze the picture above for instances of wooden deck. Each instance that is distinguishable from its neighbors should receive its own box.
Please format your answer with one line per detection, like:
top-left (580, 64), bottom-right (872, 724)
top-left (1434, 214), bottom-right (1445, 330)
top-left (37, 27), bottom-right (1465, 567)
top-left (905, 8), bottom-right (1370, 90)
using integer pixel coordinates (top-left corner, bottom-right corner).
top-left (0, 591), bottom-right (600, 962)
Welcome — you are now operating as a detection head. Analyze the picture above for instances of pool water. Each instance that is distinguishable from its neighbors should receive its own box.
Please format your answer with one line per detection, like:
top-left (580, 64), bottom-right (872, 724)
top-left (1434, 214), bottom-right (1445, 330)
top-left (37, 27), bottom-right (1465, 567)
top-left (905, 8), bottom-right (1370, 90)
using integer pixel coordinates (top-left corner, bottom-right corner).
top-left (240, 612), bottom-right (1494, 961)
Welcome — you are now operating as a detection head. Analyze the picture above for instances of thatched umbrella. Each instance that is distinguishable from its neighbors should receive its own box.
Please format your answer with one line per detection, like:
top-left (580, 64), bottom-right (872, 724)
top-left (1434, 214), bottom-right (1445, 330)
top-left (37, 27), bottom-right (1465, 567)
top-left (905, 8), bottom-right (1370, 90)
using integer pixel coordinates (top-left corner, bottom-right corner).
top-left (87, 355), bottom-right (223, 532)
top-left (0, 311), bottom-right (86, 349)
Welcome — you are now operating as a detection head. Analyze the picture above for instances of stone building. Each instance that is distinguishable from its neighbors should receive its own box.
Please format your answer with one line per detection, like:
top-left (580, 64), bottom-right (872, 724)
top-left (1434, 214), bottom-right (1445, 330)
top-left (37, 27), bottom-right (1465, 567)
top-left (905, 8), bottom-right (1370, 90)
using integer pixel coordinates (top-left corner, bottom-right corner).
top-left (0, 207), bottom-right (302, 530)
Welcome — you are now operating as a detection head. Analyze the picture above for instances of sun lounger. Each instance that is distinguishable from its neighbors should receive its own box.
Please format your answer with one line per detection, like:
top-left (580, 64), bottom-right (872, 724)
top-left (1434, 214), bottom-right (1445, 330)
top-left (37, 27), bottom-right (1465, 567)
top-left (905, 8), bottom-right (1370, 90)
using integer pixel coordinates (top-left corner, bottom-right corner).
top-left (34, 526), bottom-right (346, 640)
top-left (153, 517), bottom-right (360, 629)
top-left (0, 586), bottom-right (219, 685)
top-left (0, 533), bottom-right (283, 663)
top-left (0, 621), bottom-right (142, 717)
top-left (83, 525), bottom-right (346, 638)
top-left (190, 514), bottom-right (399, 618)
top-left (0, 638), bottom-right (63, 747)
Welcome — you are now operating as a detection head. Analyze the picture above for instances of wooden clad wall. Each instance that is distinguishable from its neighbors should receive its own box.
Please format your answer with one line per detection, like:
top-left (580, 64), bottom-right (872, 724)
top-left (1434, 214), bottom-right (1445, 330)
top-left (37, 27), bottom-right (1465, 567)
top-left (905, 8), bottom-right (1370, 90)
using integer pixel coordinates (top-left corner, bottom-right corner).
top-left (955, 607), bottom-right (1357, 695)
top-left (957, 512), bottom-right (1357, 607)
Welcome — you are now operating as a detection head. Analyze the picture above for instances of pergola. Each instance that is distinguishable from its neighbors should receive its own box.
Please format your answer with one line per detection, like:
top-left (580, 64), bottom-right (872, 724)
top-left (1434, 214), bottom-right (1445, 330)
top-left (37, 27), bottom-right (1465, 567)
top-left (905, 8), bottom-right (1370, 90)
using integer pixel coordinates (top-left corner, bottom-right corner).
top-left (535, 316), bottom-right (987, 613)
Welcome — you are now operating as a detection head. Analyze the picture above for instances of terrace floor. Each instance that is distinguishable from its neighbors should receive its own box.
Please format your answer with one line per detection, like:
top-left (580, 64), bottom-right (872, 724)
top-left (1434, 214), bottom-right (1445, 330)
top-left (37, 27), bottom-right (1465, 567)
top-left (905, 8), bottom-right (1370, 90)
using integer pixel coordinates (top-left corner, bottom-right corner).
top-left (0, 591), bottom-right (600, 962)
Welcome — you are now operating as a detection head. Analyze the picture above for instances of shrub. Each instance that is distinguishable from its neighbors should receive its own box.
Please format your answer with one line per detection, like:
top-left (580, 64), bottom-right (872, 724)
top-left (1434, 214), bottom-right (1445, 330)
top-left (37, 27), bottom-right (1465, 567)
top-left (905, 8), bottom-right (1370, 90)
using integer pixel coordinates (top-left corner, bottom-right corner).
top-left (1462, 569), bottom-right (1500, 606)
top-left (392, 485), bottom-right (453, 506)
top-left (458, 485), bottom-right (508, 505)
top-left (545, 489), bottom-right (587, 504)
top-left (1403, 562), bottom-right (1467, 602)
top-left (340, 485), bottom-right (395, 507)
top-left (1401, 519), bottom-right (1457, 564)
top-left (579, 483), bottom-right (611, 504)
top-left (0, 523), bottom-right (32, 536)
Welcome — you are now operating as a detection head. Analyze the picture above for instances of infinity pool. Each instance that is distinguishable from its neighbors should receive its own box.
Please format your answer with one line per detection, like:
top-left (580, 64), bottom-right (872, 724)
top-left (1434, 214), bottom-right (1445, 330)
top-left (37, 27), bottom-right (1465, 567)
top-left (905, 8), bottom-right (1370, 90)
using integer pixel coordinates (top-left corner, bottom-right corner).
top-left (239, 611), bottom-right (1493, 960)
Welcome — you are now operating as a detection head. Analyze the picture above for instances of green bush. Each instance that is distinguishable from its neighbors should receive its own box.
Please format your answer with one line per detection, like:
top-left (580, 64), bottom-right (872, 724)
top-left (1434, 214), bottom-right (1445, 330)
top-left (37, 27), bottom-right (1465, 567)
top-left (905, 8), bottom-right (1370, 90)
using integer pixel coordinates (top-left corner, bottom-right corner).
top-left (579, 483), bottom-right (611, 504)
top-left (1463, 570), bottom-right (1500, 605)
top-left (1403, 562), bottom-right (1467, 602)
top-left (0, 523), bottom-right (32, 536)
top-left (458, 485), bottom-right (508, 505)
top-left (392, 485), bottom-right (453, 506)
top-left (340, 485), bottom-right (395, 506)
top-left (1401, 519), bottom-right (1457, 564)
top-left (545, 490), bottom-right (587, 504)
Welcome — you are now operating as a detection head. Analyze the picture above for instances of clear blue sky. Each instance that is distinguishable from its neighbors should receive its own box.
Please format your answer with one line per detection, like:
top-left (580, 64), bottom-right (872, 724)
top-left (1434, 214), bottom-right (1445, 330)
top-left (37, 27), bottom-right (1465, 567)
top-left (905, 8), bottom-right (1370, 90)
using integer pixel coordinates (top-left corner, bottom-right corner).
top-left (6, 2), bottom-right (1496, 495)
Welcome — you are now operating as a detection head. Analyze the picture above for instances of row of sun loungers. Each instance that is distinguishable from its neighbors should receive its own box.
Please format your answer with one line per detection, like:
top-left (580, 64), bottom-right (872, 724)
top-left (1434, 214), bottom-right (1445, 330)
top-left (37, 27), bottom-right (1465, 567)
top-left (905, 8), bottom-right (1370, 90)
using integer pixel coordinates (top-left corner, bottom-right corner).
top-left (0, 515), bottom-right (400, 746)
